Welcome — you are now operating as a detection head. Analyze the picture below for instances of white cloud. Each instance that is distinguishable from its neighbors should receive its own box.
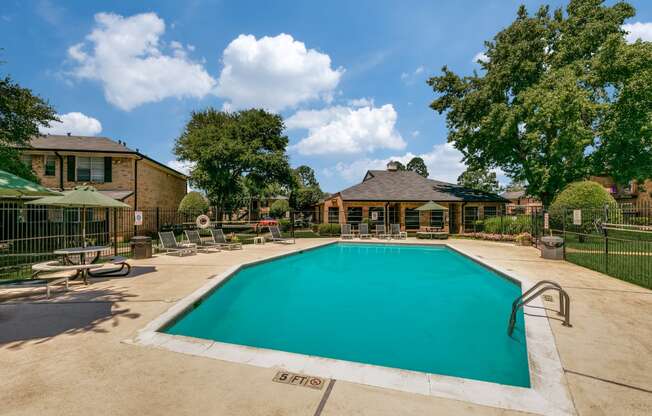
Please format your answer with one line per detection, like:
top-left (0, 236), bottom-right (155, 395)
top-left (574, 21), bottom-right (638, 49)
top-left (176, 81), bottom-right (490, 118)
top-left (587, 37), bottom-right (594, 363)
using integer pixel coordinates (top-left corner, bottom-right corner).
top-left (400, 65), bottom-right (426, 84)
top-left (348, 97), bottom-right (374, 107)
top-left (288, 104), bottom-right (406, 155)
top-left (216, 33), bottom-right (343, 112)
top-left (473, 52), bottom-right (489, 63)
top-left (622, 22), bottom-right (652, 43)
top-left (326, 143), bottom-right (466, 184)
top-left (68, 12), bottom-right (216, 111)
top-left (411, 130), bottom-right (420, 137)
top-left (40, 112), bottom-right (102, 136)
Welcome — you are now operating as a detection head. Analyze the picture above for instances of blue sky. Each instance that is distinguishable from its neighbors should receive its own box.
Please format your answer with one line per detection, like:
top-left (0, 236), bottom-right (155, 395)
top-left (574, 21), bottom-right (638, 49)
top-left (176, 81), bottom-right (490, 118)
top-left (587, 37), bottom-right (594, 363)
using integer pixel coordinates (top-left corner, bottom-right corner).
top-left (2, 0), bottom-right (651, 192)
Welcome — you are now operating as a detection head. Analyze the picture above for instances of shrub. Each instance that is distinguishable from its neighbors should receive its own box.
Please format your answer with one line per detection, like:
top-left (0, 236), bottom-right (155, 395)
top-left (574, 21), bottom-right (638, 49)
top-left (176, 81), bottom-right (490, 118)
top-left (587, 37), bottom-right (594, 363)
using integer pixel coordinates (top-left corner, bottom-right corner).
top-left (178, 191), bottom-right (209, 214)
top-left (318, 223), bottom-right (341, 236)
top-left (549, 181), bottom-right (616, 232)
top-left (483, 215), bottom-right (532, 235)
top-left (278, 218), bottom-right (291, 232)
top-left (270, 199), bottom-right (289, 218)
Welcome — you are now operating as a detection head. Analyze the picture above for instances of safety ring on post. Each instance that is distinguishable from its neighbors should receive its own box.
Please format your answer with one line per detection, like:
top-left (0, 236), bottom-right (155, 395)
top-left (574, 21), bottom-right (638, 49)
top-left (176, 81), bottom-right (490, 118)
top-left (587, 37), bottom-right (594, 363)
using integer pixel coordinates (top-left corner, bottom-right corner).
top-left (196, 214), bottom-right (211, 229)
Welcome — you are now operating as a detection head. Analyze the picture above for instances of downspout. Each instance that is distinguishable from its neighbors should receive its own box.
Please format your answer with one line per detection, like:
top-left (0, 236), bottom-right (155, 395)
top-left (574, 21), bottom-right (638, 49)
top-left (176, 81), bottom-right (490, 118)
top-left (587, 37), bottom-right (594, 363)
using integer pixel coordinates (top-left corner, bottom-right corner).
top-left (55, 151), bottom-right (64, 191)
top-left (134, 155), bottom-right (143, 210)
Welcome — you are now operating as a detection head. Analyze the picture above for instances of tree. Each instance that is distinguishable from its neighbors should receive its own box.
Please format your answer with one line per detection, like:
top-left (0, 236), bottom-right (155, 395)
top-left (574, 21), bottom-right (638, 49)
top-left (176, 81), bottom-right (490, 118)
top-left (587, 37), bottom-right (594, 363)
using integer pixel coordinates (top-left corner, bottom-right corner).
top-left (457, 166), bottom-right (502, 193)
top-left (389, 160), bottom-right (406, 171)
top-left (406, 157), bottom-right (429, 177)
top-left (174, 108), bottom-right (293, 218)
top-left (549, 180), bottom-right (616, 232)
top-left (504, 180), bottom-right (526, 193)
top-left (178, 191), bottom-right (209, 214)
top-left (428, 0), bottom-right (651, 206)
top-left (269, 199), bottom-right (289, 218)
top-left (0, 75), bottom-right (57, 181)
top-left (289, 165), bottom-right (323, 212)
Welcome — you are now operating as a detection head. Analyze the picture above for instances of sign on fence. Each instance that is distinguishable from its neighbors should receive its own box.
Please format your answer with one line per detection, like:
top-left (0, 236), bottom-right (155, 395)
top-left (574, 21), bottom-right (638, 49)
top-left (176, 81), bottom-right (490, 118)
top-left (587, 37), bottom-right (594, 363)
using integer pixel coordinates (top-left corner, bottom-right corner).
top-left (573, 209), bottom-right (582, 225)
top-left (371, 211), bottom-right (378, 221)
top-left (134, 211), bottom-right (143, 226)
top-left (544, 213), bottom-right (549, 230)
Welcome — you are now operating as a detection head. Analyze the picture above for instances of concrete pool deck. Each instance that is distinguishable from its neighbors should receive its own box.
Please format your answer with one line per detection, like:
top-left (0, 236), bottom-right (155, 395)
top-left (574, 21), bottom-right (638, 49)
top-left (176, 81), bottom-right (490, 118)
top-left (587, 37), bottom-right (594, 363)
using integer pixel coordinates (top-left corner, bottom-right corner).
top-left (1, 238), bottom-right (651, 415)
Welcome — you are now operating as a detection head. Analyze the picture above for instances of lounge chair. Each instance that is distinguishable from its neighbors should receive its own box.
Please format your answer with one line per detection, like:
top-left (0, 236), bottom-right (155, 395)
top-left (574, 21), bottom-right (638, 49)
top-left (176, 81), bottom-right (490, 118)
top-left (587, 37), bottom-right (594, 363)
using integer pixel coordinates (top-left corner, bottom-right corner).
top-left (390, 224), bottom-right (407, 239)
top-left (88, 256), bottom-right (132, 277)
top-left (358, 223), bottom-right (372, 239)
top-left (269, 225), bottom-right (295, 244)
top-left (209, 228), bottom-right (243, 250)
top-left (185, 230), bottom-right (221, 252)
top-left (341, 224), bottom-right (354, 239)
top-left (375, 224), bottom-right (389, 239)
top-left (158, 231), bottom-right (196, 256)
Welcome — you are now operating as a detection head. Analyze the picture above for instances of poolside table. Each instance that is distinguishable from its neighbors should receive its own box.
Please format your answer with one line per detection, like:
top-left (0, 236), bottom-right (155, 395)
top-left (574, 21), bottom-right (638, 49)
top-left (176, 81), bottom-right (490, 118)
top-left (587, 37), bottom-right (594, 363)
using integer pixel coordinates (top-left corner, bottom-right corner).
top-left (53, 246), bottom-right (111, 284)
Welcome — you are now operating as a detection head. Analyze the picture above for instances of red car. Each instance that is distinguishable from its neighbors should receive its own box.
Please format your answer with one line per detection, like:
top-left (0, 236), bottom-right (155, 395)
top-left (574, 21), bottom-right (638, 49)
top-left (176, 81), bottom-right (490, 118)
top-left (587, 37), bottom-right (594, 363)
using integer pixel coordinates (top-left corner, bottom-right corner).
top-left (255, 217), bottom-right (278, 229)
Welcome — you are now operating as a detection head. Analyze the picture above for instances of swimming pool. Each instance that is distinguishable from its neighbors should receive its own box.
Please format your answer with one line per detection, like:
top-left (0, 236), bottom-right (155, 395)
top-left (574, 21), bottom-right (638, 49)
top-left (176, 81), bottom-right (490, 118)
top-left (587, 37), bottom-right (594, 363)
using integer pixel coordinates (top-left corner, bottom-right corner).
top-left (163, 243), bottom-right (530, 387)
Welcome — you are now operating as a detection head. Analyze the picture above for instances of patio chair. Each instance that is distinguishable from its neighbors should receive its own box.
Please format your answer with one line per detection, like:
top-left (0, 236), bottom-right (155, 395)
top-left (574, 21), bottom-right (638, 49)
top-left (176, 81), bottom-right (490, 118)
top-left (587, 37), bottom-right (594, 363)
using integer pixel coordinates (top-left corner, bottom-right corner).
top-left (88, 256), bottom-right (132, 277)
top-left (209, 228), bottom-right (243, 250)
top-left (158, 231), bottom-right (196, 256)
top-left (358, 223), bottom-right (372, 239)
top-left (341, 224), bottom-right (355, 239)
top-left (375, 224), bottom-right (389, 239)
top-left (269, 225), bottom-right (295, 244)
top-left (390, 223), bottom-right (407, 239)
top-left (185, 230), bottom-right (221, 252)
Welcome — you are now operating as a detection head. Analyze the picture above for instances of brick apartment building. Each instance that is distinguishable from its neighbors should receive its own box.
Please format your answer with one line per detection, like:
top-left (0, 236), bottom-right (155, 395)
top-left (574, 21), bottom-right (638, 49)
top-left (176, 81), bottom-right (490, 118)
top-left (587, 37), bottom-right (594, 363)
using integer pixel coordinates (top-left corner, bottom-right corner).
top-left (19, 134), bottom-right (187, 209)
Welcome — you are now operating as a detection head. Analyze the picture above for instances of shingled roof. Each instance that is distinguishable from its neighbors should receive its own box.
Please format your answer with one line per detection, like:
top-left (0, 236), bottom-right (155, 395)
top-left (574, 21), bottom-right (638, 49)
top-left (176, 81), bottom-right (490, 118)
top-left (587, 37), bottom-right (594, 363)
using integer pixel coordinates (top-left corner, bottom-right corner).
top-left (28, 135), bottom-right (135, 153)
top-left (337, 170), bottom-right (508, 202)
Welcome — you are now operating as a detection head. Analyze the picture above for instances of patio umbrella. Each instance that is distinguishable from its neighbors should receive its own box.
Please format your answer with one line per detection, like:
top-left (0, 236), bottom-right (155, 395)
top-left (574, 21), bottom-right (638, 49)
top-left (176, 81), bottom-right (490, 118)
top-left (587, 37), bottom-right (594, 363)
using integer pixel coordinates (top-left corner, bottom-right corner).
top-left (0, 169), bottom-right (62, 198)
top-left (415, 201), bottom-right (449, 211)
top-left (27, 185), bottom-right (129, 246)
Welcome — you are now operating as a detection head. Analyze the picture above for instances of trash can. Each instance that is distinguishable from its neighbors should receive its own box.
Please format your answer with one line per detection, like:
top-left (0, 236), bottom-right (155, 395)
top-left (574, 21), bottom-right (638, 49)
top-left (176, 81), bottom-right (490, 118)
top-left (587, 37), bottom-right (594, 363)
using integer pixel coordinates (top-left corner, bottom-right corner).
top-left (540, 236), bottom-right (564, 260)
top-left (131, 236), bottom-right (152, 259)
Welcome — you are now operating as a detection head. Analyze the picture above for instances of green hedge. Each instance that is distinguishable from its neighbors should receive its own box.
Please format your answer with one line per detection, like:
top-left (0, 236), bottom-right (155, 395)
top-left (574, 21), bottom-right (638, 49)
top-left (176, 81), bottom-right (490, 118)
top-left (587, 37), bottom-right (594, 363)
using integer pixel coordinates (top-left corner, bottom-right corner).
top-left (483, 215), bottom-right (532, 235)
top-left (318, 223), bottom-right (341, 236)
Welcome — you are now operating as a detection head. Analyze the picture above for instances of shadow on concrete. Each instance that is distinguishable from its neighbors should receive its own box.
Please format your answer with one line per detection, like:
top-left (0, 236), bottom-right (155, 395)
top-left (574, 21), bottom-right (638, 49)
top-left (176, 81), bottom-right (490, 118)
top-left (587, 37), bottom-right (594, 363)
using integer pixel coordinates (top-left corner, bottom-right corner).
top-left (90, 265), bottom-right (157, 281)
top-left (0, 286), bottom-right (141, 349)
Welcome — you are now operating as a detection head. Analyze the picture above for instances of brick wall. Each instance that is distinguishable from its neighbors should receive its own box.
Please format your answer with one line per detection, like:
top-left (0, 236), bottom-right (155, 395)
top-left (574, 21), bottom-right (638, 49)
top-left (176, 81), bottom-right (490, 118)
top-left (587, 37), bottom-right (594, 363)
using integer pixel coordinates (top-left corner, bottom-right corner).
top-left (136, 159), bottom-right (187, 210)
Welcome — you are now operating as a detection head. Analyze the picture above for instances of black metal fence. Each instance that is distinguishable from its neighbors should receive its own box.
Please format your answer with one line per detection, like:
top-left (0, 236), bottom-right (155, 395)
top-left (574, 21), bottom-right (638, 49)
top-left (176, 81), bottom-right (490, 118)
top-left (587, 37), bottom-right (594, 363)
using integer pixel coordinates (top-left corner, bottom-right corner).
top-left (550, 202), bottom-right (652, 289)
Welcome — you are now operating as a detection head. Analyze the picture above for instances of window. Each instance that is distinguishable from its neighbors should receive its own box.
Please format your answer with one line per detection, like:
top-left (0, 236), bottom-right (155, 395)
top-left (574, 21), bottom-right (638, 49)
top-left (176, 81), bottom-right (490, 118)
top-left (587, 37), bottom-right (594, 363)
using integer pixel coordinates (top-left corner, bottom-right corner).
top-left (483, 206), bottom-right (497, 218)
top-left (328, 207), bottom-right (339, 224)
top-left (368, 207), bottom-right (384, 227)
top-left (388, 205), bottom-right (400, 225)
top-left (405, 208), bottom-right (420, 230)
top-left (44, 155), bottom-right (56, 176)
top-left (464, 206), bottom-right (479, 231)
top-left (76, 157), bottom-right (104, 182)
top-left (430, 211), bottom-right (444, 228)
top-left (346, 207), bottom-right (362, 225)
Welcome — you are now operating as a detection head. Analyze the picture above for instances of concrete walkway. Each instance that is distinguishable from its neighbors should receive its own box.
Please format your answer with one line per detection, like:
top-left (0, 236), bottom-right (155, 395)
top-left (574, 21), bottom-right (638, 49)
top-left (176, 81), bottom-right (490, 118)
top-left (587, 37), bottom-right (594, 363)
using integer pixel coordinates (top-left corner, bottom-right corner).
top-left (1, 238), bottom-right (650, 415)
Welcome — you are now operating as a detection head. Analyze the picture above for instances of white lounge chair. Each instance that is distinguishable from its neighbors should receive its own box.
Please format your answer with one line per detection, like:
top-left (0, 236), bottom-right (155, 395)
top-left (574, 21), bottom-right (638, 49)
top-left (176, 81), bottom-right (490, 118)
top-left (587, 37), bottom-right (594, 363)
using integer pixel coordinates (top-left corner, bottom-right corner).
top-left (390, 223), bottom-right (407, 239)
top-left (341, 224), bottom-right (354, 239)
top-left (185, 230), bottom-right (221, 252)
top-left (158, 231), bottom-right (196, 256)
top-left (358, 223), bottom-right (372, 239)
top-left (269, 225), bottom-right (295, 244)
top-left (375, 224), bottom-right (389, 239)
top-left (209, 228), bottom-right (243, 250)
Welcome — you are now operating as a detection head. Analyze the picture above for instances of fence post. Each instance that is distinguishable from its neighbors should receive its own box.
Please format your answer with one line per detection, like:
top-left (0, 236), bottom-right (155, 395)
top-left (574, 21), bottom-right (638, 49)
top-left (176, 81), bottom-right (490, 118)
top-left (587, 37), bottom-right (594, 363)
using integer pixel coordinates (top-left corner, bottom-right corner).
top-left (604, 226), bottom-right (609, 274)
top-left (113, 208), bottom-right (118, 257)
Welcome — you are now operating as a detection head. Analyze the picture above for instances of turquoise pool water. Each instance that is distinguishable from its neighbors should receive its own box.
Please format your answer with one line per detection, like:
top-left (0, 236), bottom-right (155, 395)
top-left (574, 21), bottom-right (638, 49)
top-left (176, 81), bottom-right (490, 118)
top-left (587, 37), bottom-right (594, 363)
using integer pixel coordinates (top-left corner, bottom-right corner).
top-left (164, 243), bottom-right (530, 387)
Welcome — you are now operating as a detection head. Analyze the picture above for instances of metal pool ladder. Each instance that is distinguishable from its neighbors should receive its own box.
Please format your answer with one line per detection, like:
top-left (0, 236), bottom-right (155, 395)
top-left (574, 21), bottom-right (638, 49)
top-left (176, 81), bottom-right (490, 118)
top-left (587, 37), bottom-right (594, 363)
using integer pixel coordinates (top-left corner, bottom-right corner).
top-left (507, 280), bottom-right (571, 336)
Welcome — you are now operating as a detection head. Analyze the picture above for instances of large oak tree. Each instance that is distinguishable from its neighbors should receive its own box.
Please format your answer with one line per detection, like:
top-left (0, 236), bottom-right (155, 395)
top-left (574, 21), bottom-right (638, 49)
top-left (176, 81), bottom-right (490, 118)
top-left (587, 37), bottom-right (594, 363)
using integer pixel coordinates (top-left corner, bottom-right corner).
top-left (174, 108), bottom-right (293, 218)
top-left (428, 0), bottom-right (652, 205)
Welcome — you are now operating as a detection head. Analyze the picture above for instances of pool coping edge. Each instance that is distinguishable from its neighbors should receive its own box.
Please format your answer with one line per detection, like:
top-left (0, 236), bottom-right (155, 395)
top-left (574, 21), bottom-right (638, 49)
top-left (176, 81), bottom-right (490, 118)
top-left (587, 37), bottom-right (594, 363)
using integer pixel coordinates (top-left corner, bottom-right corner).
top-left (129, 240), bottom-right (575, 416)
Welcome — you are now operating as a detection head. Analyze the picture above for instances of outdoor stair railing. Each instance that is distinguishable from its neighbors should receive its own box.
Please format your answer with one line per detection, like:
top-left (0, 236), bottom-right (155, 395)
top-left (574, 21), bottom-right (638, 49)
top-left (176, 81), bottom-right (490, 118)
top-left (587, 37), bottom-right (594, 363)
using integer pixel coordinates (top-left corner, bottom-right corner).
top-left (508, 280), bottom-right (571, 336)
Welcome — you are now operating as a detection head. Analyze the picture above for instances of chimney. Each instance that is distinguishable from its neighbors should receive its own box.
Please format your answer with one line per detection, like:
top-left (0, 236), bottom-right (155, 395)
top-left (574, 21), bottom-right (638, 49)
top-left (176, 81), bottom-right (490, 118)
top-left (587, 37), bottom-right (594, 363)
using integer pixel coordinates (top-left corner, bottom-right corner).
top-left (387, 161), bottom-right (399, 172)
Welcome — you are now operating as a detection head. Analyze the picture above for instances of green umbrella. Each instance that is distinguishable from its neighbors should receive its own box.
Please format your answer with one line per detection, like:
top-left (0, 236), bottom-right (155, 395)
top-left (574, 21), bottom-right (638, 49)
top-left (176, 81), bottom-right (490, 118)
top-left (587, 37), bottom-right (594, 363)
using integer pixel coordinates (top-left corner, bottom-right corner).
top-left (27, 185), bottom-right (130, 246)
top-left (415, 201), bottom-right (449, 211)
top-left (0, 169), bottom-right (62, 198)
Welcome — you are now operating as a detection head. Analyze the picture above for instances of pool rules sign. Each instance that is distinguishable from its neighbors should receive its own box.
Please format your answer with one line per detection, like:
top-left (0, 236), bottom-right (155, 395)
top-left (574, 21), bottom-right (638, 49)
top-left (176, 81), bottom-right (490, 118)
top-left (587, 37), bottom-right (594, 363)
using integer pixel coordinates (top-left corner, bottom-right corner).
top-left (134, 211), bottom-right (143, 226)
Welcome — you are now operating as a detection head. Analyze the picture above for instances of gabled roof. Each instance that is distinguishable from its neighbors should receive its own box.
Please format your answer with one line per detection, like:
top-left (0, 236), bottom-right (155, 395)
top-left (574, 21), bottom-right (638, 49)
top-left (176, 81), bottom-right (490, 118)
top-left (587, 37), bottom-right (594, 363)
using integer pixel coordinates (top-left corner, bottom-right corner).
top-left (22, 135), bottom-right (186, 179)
top-left (337, 170), bottom-right (508, 202)
top-left (28, 135), bottom-right (136, 153)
